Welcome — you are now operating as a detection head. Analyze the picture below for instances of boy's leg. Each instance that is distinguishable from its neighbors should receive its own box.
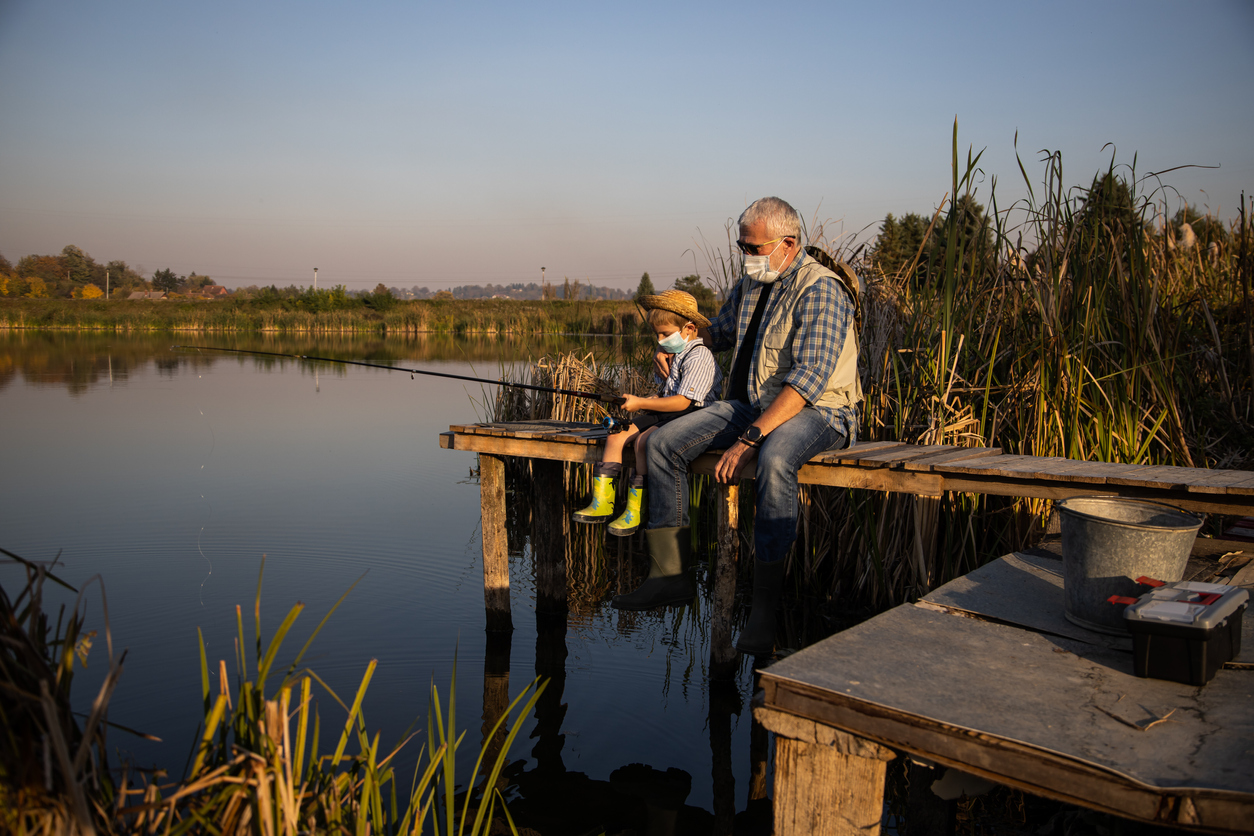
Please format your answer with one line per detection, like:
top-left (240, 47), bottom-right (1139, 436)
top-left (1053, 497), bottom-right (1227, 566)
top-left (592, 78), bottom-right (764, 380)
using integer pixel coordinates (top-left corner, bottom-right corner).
top-left (608, 427), bottom-right (654, 537)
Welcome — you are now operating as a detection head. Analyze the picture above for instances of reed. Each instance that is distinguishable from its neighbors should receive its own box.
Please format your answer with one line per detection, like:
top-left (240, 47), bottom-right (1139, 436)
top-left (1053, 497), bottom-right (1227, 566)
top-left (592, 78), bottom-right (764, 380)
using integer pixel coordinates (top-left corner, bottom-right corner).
top-left (495, 132), bottom-right (1253, 613)
top-left (0, 552), bottom-right (543, 835)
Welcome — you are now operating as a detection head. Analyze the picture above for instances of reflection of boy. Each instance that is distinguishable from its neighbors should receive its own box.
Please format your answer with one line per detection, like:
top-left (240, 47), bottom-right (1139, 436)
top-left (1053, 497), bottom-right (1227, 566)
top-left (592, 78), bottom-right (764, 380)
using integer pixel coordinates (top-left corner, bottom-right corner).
top-left (572, 290), bottom-right (721, 537)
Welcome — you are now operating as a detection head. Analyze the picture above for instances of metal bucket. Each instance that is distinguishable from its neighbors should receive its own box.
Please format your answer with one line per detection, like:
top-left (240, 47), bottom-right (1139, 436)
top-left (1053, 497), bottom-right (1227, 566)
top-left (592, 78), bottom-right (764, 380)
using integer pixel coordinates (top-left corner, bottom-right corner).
top-left (1057, 496), bottom-right (1202, 635)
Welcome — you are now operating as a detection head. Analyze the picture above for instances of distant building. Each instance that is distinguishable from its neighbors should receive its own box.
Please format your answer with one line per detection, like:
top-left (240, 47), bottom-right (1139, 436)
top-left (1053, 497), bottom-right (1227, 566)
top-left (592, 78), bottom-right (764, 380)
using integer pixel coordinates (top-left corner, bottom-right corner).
top-left (128, 291), bottom-right (167, 300)
top-left (200, 285), bottom-right (229, 298)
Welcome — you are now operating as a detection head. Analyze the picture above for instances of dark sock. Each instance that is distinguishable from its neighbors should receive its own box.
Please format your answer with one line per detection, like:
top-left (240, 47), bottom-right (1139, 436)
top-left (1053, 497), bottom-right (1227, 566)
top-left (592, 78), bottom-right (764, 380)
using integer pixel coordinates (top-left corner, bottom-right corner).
top-left (596, 462), bottom-right (622, 477)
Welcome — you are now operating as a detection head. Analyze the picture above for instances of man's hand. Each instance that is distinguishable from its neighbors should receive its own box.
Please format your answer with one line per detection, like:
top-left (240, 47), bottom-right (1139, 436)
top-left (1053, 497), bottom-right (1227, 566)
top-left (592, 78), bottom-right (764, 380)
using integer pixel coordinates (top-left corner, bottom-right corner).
top-left (715, 441), bottom-right (757, 484)
top-left (653, 350), bottom-right (671, 379)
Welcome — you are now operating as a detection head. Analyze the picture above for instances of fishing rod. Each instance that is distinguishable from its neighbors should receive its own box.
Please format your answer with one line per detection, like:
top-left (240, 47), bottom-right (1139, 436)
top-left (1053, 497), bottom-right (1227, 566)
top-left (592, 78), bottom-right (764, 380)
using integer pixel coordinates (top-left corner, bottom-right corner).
top-left (173, 345), bottom-right (627, 405)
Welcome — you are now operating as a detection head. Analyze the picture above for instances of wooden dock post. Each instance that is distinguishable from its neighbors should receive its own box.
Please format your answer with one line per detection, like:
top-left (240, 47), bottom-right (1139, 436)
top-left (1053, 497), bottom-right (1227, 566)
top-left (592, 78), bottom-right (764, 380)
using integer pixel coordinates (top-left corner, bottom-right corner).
top-left (756, 707), bottom-right (896, 836)
top-left (478, 453), bottom-right (512, 632)
top-left (531, 460), bottom-right (568, 615)
top-left (710, 483), bottom-right (740, 678)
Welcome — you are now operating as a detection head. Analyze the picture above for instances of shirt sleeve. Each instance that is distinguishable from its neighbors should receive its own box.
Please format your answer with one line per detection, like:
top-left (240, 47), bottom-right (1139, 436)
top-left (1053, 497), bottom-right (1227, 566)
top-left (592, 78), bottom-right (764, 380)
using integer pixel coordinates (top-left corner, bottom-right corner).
top-left (706, 281), bottom-right (742, 353)
top-left (782, 277), bottom-right (854, 404)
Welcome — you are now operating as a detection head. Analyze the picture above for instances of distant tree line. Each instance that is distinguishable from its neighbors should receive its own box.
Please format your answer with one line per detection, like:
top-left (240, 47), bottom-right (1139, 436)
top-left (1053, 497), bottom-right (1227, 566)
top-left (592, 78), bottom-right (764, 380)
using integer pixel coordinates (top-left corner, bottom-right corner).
top-left (390, 281), bottom-right (632, 301)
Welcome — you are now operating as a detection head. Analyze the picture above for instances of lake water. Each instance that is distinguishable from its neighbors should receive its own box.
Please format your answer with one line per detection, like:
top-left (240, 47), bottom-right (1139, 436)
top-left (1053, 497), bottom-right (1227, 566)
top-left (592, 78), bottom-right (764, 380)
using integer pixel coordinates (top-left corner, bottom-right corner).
top-left (0, 332), bottom-right (770, 834)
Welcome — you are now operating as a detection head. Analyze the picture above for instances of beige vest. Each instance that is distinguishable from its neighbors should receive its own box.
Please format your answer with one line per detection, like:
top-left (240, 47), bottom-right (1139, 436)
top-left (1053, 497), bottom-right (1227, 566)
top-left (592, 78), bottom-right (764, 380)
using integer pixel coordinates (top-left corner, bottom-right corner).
top-left (738, 254), bottom-right (862, 412)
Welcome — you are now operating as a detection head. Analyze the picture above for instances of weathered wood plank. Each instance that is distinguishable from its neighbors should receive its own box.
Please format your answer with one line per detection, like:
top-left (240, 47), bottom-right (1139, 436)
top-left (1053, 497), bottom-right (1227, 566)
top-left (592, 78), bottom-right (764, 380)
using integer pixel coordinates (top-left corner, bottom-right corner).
top-left (1187, 469), bottom-right (1254, 495)
top-left (899, 447), bottom-right (1003, 471)
top-left (478, 454), bottom-right (512, 633)
top-left (814, 442), bottom-right (911, 465)
top-left (845, 444), bottom-right (952, 467)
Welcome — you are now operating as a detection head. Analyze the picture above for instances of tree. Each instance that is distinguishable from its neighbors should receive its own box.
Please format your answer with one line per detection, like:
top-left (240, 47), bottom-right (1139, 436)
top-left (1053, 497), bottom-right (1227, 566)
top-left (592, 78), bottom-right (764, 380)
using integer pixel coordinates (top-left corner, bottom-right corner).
top-left (871, 212), bottom-right (933, 277)
top-left (672, 274), bottom-right (716, 311)
top-left (635, 272), bottom-right (655, 300)
top-left (61, 245), bottom-right (97, 285)
top-left (187, 272), bottom-right (214, 289)
top-left (0, 251), bottom-right (11, 273)
top-left (151, 268), bottom-right (181, 293)
top-left (75, 284), bottom-right (104, 299)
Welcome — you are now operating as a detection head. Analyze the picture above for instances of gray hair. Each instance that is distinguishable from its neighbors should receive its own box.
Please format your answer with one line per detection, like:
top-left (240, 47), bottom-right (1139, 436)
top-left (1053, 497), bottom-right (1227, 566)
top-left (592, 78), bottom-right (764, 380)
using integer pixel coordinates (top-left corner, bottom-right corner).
top-left (739, 197), bottom-right (802, 240)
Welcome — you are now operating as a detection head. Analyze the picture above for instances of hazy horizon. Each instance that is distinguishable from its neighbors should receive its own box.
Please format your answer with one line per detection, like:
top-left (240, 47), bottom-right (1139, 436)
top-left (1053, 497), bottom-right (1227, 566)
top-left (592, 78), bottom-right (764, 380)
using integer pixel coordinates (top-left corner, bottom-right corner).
top-left (3, 0), bottom-right (1252, 291)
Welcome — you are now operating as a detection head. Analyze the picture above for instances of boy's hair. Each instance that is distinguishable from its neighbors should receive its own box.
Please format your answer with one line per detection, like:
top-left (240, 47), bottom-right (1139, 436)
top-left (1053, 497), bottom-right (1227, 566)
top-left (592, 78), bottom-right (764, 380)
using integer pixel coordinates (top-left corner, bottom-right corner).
top-left (647, 307), bottom-right (690, 330)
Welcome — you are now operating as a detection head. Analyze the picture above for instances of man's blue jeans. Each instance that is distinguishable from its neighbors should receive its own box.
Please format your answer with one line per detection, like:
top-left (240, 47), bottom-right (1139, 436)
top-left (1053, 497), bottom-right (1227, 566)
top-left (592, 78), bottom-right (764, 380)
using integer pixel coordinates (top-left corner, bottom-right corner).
top-left (644, 400), bottom-right (844, 564)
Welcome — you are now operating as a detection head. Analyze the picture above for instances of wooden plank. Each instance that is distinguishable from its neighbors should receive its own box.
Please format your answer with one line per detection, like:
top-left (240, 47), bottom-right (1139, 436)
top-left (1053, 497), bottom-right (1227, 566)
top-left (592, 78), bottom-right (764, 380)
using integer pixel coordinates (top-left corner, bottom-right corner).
top-left (915, 551), bottom-right (1131, 651)
top-left (796, 464), bottom-right (945, 497)
top-left (899, 447), bottom-right (1003, 471)
top-left (440, 431), bottom-right (455, 449)
top-left (931, 473), bottom-right (1254, 515)
top-left (478, 454), bottom-right (512, 633)
top-left (441, 433), bottom-right (606, 464)
top-left (813, 442), bottom-right (911, 465)
top-left (930, 454), bottom-right (1050, 477)
top-left (844, 444), bottom-right (951, 468)
top-left (1188, 470), bottom-right (1254, 495)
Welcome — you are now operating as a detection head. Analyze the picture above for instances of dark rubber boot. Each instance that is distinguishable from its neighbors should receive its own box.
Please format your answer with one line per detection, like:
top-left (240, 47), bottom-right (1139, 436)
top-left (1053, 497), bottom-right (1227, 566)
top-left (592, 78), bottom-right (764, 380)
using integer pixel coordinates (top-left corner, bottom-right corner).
top-left (735, 558), bottom-right (787, 656)
top-left (611, 526), bottom-right (695, 610)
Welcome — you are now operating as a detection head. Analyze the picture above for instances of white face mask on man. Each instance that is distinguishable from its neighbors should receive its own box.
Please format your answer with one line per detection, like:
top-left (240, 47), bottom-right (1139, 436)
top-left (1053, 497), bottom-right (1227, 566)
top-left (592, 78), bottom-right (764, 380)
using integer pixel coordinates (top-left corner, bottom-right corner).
top-left (743, 237), bottom-right (788, 284)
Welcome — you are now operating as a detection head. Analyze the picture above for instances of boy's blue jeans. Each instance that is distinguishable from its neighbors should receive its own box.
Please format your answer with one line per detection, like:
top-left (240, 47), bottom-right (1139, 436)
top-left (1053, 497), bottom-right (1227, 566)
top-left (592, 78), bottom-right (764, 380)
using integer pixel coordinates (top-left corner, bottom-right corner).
top-left (644, 399), bottom-right (844, 564)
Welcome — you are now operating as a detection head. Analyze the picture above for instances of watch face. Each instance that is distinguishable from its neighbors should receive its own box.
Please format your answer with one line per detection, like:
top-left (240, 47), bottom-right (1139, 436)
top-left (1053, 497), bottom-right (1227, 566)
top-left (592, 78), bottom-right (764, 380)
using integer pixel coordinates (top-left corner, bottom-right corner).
top-left (745, 426), bottom-right (762, 442)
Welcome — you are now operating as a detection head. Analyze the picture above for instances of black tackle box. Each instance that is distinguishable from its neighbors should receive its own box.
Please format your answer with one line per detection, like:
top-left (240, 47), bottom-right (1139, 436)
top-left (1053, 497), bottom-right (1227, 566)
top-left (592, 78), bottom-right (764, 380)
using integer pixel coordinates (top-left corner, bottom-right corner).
top-left (1113, 581), bottom-right (1248, 685)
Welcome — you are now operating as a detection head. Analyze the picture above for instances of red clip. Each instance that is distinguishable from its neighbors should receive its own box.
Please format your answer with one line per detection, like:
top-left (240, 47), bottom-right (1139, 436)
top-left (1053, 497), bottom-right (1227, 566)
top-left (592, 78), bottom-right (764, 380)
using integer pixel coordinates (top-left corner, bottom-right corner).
top-left (1135, 576), bottom-right (1165, 587)
top-left (1107, 595), bottom-right (1140, 606)
top-left (1191, 592), bottom-right (1222, 606)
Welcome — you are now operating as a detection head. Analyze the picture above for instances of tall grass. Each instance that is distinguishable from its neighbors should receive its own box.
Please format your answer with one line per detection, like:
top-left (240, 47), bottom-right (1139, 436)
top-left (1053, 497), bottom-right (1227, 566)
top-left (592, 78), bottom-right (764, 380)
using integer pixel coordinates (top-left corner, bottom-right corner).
top-left (492, 131), bottom-right (1252, 612)
top-left (0, 552), bottom-right (544, 835)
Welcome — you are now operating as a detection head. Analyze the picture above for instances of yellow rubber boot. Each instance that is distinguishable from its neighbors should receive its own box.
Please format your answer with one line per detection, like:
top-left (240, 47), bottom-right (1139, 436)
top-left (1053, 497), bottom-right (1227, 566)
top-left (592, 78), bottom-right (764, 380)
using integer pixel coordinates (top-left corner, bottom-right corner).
top-left (608, 479), bottom-right (644, 537)
top-left (572, 464), bottom-right (618, 523)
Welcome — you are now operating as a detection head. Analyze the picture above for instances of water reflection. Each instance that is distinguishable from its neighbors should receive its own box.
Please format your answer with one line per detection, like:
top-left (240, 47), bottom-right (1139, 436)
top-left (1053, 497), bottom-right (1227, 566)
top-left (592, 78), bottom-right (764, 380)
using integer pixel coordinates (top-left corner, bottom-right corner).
top-left (2, 332), bottom-right (782, 835)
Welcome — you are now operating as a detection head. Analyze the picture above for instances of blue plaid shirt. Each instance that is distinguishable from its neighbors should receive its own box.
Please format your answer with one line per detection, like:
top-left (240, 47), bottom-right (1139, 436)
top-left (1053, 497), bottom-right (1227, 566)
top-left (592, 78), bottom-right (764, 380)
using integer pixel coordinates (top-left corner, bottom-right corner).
top-left (707, 253), bottom-right (858, 441)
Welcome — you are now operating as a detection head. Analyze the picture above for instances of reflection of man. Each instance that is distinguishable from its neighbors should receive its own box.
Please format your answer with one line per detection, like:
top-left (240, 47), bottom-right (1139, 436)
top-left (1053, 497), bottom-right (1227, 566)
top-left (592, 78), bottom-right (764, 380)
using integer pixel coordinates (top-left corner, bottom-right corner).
top-left (611, 196), bottom-right (860, 657)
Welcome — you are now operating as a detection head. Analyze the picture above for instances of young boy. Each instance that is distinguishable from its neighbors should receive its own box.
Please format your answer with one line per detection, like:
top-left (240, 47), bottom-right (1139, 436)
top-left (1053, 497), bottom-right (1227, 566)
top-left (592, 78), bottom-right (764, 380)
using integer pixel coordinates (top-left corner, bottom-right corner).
top-left (573, 289), bottom-right (722, 536)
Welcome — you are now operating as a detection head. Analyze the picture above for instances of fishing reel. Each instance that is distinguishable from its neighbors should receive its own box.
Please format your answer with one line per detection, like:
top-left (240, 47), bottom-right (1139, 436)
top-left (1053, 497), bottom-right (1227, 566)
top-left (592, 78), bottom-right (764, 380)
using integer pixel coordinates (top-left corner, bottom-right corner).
top-left (601, 415), bottom-right (633, 434)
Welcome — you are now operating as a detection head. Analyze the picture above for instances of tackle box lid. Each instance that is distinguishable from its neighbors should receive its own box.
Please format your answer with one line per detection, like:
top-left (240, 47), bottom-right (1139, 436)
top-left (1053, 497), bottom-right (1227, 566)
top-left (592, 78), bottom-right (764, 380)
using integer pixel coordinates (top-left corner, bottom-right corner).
top-left (1122, 581), bottom-right (1248, 630)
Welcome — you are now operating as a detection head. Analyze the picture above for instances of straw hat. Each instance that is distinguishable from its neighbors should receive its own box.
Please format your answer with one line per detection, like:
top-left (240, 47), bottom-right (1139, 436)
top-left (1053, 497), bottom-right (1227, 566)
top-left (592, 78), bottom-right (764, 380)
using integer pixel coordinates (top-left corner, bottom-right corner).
top-left (638, 289), bottom-right (710, 328)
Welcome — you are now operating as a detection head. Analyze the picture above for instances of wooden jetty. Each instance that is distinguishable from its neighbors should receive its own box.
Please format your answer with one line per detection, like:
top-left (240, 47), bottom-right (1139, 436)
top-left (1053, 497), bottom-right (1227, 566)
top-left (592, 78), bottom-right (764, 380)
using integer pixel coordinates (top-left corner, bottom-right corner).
top-left (441, 420), bottom-right (1254, 833)
top-left (757, 544), bottom-right (1254, 835)
top-left (441, 420), bottom-right (1254, 631)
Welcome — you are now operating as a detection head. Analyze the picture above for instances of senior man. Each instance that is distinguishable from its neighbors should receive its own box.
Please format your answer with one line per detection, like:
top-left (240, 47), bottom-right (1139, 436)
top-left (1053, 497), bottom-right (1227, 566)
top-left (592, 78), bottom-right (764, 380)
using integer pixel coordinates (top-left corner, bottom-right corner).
top-left (611, 196), bottom-right (860, 657)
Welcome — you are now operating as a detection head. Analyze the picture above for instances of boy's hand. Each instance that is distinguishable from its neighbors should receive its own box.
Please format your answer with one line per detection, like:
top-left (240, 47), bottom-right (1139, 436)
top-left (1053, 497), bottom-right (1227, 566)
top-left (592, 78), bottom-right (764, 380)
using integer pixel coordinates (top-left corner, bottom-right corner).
top-left (653, 350), bottom-right (671, 379)
top-left (619, 394), bottom-right (646, 412)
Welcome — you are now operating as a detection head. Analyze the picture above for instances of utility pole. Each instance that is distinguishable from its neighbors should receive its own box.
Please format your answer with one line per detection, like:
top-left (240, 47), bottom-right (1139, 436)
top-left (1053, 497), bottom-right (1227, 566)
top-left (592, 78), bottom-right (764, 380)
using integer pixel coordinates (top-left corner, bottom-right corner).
top-left (541, 266), bottom-right (546, 299)
top-left (105, 270), bottom-right (109, 299)
top-left (314, 267), bottom-right (318, 291)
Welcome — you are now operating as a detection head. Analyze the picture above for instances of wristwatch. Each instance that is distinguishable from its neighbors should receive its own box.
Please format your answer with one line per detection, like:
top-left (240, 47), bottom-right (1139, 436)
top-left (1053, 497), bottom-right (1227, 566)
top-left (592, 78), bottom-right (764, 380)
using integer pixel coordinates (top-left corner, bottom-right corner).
top-left (740, 426), bottom-right (763, 447)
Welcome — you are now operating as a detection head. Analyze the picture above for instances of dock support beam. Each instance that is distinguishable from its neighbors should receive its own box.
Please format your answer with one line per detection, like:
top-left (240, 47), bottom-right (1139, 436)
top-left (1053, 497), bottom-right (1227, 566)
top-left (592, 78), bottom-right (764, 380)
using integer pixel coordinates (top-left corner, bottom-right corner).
top-left (479, 453), bottom-right (513, 632)
top-left (755, 706), bottom-right (896, 836)
top-left (710, 483), bottom-right (740, 679)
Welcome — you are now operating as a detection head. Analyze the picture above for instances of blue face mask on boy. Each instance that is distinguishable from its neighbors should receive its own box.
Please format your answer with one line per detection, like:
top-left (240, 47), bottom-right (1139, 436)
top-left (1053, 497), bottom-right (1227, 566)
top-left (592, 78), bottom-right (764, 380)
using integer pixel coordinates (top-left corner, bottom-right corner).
top-left (657, 330), bottom-right (689, 354)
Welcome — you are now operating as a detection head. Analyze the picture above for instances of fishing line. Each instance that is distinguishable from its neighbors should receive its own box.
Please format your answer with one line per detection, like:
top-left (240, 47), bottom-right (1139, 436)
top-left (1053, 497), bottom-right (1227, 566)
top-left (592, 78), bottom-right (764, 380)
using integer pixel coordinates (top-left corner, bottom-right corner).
top-left (171, 344), bottom-right (626, 405)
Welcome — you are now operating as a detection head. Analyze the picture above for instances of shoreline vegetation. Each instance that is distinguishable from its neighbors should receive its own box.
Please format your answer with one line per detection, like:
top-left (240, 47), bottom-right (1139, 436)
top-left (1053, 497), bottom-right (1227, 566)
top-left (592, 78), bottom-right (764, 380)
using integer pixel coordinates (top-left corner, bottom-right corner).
top-left (0, 297), bottom-right (645, 335)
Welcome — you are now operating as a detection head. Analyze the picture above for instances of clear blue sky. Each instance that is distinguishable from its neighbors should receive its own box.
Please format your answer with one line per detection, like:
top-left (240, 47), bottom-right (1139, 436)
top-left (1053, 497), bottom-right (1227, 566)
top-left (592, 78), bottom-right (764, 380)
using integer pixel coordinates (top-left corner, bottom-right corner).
top-left (2, 0), bottom-right (1251, 291)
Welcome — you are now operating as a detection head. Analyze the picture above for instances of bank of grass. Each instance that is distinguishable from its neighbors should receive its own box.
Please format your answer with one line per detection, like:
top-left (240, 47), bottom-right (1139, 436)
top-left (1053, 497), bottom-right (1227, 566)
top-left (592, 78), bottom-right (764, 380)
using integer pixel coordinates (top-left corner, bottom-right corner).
top-left (0, 296), bottom-right (642, 336)
top-left (497, 139), bottom-right (1253, 612)
top-left (0, 551), bottom-right (542, 835)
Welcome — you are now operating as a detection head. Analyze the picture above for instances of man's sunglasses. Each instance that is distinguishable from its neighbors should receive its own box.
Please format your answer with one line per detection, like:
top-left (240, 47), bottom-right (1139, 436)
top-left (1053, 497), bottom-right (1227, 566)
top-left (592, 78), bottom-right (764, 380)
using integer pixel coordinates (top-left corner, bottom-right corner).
top-left (735, 235), bottom-right (792, 255)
